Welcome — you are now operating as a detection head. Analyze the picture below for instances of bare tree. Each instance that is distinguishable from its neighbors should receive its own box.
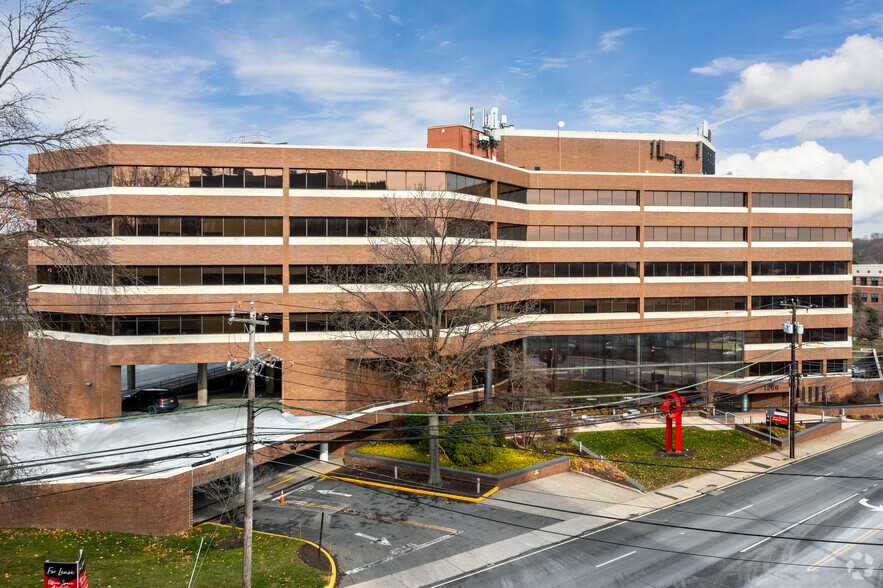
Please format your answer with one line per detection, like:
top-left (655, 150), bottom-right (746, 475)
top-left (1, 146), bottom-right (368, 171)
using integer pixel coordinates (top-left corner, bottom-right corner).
top-left (332, 190), bottom-right (532, 486)
top-left (497, 345), bottom-right (552, 449)
top-left (853, 293), bottom-right (879, 340)
top-left (0, 0), bottom-right (109, 465)
top-left (197, 466), bottom-right (273, 541)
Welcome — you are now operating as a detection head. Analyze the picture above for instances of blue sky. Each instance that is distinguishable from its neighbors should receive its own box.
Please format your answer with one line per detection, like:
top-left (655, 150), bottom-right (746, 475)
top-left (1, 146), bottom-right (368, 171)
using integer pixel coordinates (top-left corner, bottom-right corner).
top-left (45, 0), bottom-right (883, 235)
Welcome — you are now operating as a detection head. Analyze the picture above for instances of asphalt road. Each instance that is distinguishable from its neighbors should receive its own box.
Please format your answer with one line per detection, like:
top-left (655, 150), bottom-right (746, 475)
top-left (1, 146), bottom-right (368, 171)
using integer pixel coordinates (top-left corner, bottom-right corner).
top-left (252, 475), bottom-right (560, 585)
top-left (435, 432), bottom-right (883, 587)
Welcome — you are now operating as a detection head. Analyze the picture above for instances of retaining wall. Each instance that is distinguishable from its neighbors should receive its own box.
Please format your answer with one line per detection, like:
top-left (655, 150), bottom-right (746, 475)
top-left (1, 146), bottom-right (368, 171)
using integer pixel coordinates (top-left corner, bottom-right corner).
top-left (343, 450), bottom-right (570, 490)
top-left (735, 418), bottom-right (841, 448)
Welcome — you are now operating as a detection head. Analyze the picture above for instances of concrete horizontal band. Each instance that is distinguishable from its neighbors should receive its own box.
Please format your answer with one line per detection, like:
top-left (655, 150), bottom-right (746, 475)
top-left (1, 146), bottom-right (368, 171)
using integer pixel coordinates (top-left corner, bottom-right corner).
top-left (744, 341), bottom-right (852, 351)
top-left (31, 237), bottom-right (284, 246)
top-left (751, 242), bottom-right (852, 248)
top-left (751, 275), bottom-right (852, 282)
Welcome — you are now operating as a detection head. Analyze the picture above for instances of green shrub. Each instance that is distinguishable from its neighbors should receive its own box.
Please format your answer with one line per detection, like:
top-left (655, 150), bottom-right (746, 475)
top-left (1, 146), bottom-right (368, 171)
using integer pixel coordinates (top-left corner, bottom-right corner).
top-left (472, 405), bottom-right (510, 447)
top-left (400, 414), bottom-right (429, 439)
top-left (440, 418), bottom-right (500, 467)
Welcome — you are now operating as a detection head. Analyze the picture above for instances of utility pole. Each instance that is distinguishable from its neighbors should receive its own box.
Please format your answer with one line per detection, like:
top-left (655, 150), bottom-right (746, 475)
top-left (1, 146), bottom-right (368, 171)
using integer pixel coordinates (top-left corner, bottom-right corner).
top-left (228, 302), bottom-right (268, 588)
top-left (782, 299), bottom-right (805, 460)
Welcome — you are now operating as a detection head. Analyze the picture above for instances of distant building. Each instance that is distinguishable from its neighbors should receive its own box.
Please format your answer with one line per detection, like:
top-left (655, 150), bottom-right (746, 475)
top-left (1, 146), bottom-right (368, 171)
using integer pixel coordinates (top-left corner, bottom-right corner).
top-left (28, 115), bottom-right (853, 419)
top-left (853, 263), bottom-right (883, 316)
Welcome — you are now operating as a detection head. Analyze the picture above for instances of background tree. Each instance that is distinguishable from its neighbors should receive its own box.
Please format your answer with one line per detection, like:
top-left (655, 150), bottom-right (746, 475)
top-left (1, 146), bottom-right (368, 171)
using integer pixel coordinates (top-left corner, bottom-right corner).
top-left (196, 465), bottom-right (273, 543)
top-left (333, 190), bottom-right (532, 486)
top-left (496, 344), bottom-right (552, 449)
top-left (853, 292), bottom-right (879, 340)
top-left (0, 0), bottom-right (109, 467)
top-left (853, 235), bottom-right (883, 264)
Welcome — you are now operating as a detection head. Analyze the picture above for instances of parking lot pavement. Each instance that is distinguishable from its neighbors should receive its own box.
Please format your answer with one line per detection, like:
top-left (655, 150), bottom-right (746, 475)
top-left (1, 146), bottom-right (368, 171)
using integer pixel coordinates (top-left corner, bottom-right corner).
top-left (252, 475), bottom-right (561, 586)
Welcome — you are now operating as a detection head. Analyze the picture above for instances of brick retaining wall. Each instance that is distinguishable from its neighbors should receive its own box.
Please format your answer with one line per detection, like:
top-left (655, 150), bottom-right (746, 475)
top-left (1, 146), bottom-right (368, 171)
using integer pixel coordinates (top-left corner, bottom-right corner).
top-left (343, 450), bottom-right (570, 490)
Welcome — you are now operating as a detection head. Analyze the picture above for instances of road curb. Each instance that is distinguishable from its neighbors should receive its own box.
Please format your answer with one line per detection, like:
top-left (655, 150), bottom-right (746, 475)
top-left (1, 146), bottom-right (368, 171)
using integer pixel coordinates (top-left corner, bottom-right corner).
top-left (321, 473), bottom-right (500, 503)
top-left (198, 522), bottom-right (337, 587)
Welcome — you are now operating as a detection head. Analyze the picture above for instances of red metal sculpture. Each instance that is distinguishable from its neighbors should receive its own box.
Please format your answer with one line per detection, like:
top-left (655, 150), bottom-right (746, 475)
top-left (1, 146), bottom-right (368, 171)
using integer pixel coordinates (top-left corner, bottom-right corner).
top-left (662, 391), bottom-right (686, 452)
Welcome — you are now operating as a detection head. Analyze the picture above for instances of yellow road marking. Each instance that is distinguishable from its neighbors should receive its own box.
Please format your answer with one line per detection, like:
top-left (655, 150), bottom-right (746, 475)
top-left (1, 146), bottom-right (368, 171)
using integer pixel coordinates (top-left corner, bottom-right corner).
top-left (321, 473), bottom-right (499, 503)
top-left (273, 496), bottom-right (460, 533)
top-left (807, 521), bottom-right (883, 571)
top-left (266, 476), bottom-right (294, 489)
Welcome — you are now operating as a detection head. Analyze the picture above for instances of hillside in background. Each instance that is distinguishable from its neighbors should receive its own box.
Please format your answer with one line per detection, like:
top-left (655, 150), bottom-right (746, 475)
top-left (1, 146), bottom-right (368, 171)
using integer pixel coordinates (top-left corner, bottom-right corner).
top-left (854, 236), bottom-right (883, 264)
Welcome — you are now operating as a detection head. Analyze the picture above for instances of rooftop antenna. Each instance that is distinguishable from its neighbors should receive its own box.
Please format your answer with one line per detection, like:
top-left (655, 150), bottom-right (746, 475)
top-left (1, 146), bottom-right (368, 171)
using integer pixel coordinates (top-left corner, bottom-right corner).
top-left (469, 107), bottom-right (475, 128)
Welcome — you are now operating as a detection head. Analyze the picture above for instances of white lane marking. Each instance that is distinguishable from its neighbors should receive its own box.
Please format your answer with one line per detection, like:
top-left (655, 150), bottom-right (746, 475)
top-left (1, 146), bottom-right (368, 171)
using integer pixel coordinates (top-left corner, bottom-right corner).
top-left (596, 550), bottom-right (637, 568)
top-left (431, 518), bottom-right (633, 586)
top-left (344, 532), bottom-right (458, 576)
top-left (859, 498), bottom-right (883, 512)
top-left (813, 472), bottom-right (833, 480)
top-left (354, 532), bottom-right (390, 546)
top-left (740, 493), bottom-right (858, 553)
top-left (317, 489), bottom-right (352, 497)
top-left (725, 504), bottom-right (753, 517)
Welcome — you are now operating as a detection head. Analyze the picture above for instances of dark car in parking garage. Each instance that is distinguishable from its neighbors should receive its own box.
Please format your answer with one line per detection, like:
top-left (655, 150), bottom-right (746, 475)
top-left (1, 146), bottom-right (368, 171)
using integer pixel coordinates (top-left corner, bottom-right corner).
top-left (121, 388), bottom-right (179, 413)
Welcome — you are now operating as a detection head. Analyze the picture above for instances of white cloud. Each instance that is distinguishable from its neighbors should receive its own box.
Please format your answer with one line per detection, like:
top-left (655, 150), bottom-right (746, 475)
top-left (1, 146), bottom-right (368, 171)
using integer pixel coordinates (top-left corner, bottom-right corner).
top-left (722, 34), bottom-right (883, 115)
top-left (691, 57), bottom-right (753, 76)
top-left (581, 94), bottom-right (703, 133)
top-left (539, 57), bottom-right (567, 71)
top-left (45, 48), bottom-right (235, 142)
top-left (362, 0), bottom-right (380, 19)
top-left (718, 141), bottom-right (883, 235)
top-left (348, 11), bottom-right (358, 20)
top-left (760, 104), bottom-right (883, 141)
top-left (623, 84), bottom-right (654, 102)
top-left (142, 0), bottom-right (194, 19)
top-left (100, 26), bottom-right (140, 42)
top-left (389, 14), bottom-right (402, 25)
top-left (597, 27), bottom-right (640, 53)
top-left (222, 38), bottom-right (470, 147)
top-left (227, 40), bottom-right (436, 102)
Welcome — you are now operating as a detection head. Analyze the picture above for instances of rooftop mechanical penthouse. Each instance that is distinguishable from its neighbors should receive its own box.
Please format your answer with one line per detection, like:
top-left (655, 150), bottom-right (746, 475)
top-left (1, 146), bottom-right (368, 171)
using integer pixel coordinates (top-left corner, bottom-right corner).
top-left (28, 119), bottom-right (853, 419)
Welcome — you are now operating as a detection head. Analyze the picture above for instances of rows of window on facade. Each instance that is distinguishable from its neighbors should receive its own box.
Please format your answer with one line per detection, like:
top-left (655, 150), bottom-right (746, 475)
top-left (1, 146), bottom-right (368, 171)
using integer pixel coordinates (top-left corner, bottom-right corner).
top-left (37, 294), bottom-right (850, 337)
top-left (35, 261), bottom-right (852, 286)
top-left (34, 215), bottom-right (852, 243)
top-left (858, 291), bottom-right (881, 304)
top-left (34, 166), bottom-right (851, 210)
top-left (525, 333), bottom-right (848, 379)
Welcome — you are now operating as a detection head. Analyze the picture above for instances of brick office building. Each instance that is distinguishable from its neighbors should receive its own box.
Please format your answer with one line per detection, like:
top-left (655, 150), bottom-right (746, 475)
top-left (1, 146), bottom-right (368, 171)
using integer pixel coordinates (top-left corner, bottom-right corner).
top-left (853, 264), bottom-right (883, 316)
top-left (28, 123), bottom-right (854, 420)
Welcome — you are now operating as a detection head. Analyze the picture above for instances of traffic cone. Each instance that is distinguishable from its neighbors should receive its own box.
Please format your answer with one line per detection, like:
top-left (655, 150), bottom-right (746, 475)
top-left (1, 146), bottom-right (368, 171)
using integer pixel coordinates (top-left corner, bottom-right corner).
top-left (279, 489), bottom-right (285, 503)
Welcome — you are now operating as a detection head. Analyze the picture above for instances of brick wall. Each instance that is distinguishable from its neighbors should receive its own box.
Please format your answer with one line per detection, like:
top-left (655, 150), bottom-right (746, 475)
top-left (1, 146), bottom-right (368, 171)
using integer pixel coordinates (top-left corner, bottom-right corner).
top-left (0, 472), bottom-right (193, 536)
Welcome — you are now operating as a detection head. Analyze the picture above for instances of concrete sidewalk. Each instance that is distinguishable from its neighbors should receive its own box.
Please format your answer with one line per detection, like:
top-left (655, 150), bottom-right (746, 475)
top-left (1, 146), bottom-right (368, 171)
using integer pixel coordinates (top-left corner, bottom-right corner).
top-left (351, 419), bottom-right (883, 588)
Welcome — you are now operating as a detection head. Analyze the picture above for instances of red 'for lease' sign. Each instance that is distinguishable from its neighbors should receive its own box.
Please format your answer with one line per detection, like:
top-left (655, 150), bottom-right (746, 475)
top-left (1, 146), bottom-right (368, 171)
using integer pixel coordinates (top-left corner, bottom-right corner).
top-left (766, 410), bottom-right (789, 426)
top-left (44, 550), bottom-right (88, 588)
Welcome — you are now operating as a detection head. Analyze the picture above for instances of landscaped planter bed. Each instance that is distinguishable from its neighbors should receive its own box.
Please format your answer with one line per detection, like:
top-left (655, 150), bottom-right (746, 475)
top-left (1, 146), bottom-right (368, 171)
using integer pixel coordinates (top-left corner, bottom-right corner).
top-left (341, 448), bottom-right (570, 497)
top-left (736, 418), bottom-right (841, 447)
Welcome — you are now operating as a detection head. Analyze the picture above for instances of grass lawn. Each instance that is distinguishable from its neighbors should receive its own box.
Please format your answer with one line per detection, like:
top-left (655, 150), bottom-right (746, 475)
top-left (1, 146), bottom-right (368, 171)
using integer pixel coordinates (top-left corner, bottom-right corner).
top-left (357, 441), bottom-right (550, 475)
top-left (572, 427), bottom-right (770, 490)
top-left (0, 524), bottom-right (330, 588)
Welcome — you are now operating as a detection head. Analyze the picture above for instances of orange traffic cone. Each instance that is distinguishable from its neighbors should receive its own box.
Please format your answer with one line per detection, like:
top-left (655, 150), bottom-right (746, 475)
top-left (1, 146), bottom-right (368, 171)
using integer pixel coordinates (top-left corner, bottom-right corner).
top-left (279, 489), bottom-right (285, 503)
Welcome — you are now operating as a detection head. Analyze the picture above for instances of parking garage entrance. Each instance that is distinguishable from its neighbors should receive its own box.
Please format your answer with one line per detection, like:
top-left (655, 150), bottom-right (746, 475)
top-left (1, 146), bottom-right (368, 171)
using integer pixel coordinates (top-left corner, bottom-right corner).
top-left (120, 362), bottom-right (283, 411)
